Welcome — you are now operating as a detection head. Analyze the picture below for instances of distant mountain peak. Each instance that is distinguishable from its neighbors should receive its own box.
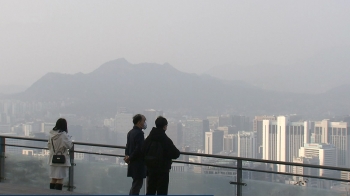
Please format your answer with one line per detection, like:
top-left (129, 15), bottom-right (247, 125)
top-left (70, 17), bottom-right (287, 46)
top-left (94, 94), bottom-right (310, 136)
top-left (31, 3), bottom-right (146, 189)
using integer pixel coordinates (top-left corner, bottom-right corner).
top-left (91, 59), bottom-right (182, 77)
top-left (110, 58), bottom-right (130, 64)
top-left (92, 58), bottom-right (131, 74)
top-left (100, 58), bottom-right (131, 67)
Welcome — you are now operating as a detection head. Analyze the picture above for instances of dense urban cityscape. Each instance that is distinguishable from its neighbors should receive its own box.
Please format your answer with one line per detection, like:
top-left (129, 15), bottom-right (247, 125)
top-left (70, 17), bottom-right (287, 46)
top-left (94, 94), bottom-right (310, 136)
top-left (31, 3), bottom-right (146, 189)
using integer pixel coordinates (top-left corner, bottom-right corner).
top-left (1, 98), bottom-right (350, 194)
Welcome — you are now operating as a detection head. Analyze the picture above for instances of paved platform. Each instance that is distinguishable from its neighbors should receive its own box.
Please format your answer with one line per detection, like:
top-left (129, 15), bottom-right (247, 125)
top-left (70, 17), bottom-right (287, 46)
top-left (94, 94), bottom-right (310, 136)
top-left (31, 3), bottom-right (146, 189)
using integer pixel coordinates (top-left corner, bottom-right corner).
top-left (0, 183), bottom-right (81, 195)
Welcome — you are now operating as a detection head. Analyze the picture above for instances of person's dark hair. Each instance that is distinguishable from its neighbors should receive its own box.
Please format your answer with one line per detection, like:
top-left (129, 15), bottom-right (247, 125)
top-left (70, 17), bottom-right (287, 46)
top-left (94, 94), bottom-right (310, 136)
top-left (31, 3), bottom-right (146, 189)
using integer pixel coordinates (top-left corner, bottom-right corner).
top-left (133, 114), bottom-right (143, 125)
top-left (53, 118), bottom-right (68, 133)
top-left (155, 116), bottom-right (168, 129)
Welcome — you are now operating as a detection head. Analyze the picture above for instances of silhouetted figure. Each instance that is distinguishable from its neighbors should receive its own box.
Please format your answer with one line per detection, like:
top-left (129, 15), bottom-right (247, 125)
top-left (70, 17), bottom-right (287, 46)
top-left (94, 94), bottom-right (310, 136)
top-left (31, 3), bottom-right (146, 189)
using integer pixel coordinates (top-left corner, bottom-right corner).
top-left (142, 116), bottom-right (180, 195)
top-left (125, 114), bottom-right (147, 195)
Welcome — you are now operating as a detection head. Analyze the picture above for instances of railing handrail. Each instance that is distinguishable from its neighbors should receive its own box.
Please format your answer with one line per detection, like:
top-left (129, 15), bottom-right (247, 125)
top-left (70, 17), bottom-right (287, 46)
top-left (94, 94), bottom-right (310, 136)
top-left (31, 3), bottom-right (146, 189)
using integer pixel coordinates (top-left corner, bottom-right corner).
top-left (74, 141), bottom-right (126, 149)
top-left (180, 151), bottom-right (350, 172)
top-left (1, 135), bottom-right (47, 142)
top-left (1, 135), bottom-right (350, 172)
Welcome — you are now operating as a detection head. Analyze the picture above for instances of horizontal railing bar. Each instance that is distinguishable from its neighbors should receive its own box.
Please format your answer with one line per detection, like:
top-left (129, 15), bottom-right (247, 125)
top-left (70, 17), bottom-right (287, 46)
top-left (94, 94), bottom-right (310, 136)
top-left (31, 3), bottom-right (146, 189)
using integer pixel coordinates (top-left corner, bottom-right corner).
top-left (180, 151), bottom-right (350, 172)
top-left (0, 135), bottom-right (47, 142)
top-left (73, 141), bottom-right (126, 149)
top-left (73, 150), bottom-right (126, 158)
top-left (0, 135), bottom-right (125, 149)
top-left (173, 160), bottom-right (238, 170)
top-left (2, 135), bottom-right (350, 172)
top-left (4, 144), bottom-right (127, 158)
top-left (5, 144), bottom-right (47, 150)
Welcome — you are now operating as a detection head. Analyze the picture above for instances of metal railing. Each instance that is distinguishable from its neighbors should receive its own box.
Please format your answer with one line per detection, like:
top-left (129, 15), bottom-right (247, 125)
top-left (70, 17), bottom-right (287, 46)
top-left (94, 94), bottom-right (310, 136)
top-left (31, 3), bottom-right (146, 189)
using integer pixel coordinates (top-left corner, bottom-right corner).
top-left (1, 135), bottom-right (350, 196)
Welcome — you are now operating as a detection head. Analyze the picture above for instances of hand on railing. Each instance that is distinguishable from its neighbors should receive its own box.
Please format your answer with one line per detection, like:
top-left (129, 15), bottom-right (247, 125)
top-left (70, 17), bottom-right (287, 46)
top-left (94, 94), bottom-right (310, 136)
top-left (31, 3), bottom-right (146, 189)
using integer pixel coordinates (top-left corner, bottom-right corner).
top-left (124, 155), bottom-right (130, 164)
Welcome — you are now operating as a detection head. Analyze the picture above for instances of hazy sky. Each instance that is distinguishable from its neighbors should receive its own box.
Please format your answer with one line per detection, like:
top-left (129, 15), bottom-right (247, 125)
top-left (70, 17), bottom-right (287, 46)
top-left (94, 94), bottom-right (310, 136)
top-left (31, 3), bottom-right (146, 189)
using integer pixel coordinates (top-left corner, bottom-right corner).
top-left (1, 0), bottom-right (349, 86)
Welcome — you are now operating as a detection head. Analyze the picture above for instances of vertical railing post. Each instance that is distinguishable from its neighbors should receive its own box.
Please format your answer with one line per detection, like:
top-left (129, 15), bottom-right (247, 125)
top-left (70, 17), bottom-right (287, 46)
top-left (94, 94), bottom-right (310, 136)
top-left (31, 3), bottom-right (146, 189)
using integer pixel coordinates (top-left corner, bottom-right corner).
top-left (144, 176), bottom-right (147, 195)
top-left (0, 137), bottom-right (5, 182)
top-left (68, 143), bottom-right (74, 191)
top-left (236, 159), bottom-right (243, 196)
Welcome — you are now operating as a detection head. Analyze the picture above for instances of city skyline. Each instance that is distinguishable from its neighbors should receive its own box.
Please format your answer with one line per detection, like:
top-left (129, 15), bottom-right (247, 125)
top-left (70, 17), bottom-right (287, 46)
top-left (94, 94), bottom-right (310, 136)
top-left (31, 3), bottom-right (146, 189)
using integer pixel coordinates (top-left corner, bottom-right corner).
top-left (2, 99), bottom-right (350, 191)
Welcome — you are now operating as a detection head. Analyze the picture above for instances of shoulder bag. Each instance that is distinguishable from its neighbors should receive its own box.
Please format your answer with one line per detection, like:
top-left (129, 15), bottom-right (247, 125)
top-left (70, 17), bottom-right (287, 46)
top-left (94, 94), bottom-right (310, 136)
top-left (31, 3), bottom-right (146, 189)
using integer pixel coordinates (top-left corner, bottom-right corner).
top-left (51, 138), bottom-right (66, 164)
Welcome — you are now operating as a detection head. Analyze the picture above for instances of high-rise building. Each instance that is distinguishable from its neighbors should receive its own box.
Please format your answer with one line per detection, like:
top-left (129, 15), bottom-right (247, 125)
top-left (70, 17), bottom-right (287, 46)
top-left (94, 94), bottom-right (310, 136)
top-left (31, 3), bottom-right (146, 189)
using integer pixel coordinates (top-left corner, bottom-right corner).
top-left (205, 130), bottom-right (224, 154)
top-left (207, 116), bottom-right (219, 130)
top-left (238, 131), bottom-right (256, 158)
top-left (183, 119), bottom-right (204, 152)
top-left (227, 126), bottom-right (237, 135)
top-left (216, 126), bottom-right (237, 135)
top-left (299, 143), bottom-right (337, 177)
top-left (216, 126), bottom-right (229, 135)
top-left (263, 116), bottom-right (309, 172)
top-left (223, 134), bottom-right (237, 153)
top-left (232, 115), bottom-right (250, 131)
top-left (23, 123), bottom-right (32, 136)
top-left (144, 109), bottom-right (163, 136)
top-left (41, 122), bottom-right (55, 134)
top-left (202, 119), bottom-right (210, 148)
top-left (219, 115), bottom-right (232, 127)
top-left (311, 120), bottom-right (350, 167)
top-left (167, 122), bottom-right (183, 147)
top-left (253, 115), bottom-right (276, 159)
top-left (205, 132), bottom-right (213, 154)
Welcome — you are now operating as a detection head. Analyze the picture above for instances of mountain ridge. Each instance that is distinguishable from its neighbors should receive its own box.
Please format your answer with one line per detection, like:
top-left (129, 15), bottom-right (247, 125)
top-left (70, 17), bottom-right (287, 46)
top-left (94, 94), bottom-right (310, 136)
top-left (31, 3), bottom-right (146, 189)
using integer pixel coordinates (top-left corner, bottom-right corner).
top-left (6, 58), bottom-right (350, 117)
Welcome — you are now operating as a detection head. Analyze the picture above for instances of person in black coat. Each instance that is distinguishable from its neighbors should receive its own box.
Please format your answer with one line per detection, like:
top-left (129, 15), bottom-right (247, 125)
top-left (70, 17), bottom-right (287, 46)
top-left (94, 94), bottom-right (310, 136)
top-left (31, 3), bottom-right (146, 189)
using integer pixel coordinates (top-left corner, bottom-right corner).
top-left (125, 114), bottom-right (147, 195)
top-left (142, 116), bottom-right (180, 195)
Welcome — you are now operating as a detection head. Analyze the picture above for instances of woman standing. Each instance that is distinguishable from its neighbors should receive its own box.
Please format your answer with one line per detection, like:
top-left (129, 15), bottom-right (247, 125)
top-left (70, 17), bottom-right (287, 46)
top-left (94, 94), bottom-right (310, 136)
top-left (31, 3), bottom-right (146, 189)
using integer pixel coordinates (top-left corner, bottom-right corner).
top-left (47, 118), bottom-right (73, 190)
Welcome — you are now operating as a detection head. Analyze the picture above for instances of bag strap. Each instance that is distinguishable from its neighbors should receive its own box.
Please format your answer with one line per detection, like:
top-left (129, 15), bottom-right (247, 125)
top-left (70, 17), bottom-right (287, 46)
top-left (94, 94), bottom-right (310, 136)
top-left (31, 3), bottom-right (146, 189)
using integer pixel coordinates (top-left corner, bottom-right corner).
top-left (51, 138), bottom-right (56, 154)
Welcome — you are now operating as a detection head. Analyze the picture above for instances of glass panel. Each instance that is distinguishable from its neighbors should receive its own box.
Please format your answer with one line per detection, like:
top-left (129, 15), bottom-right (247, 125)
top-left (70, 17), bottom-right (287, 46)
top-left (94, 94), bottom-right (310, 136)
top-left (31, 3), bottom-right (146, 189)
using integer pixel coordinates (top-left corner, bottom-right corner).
top-left (73, 154), bottom-right (135, 194)
top-left (73, 153), bottom-right (237, 195)
top-left (242, 172), bottom-right (345, 196)
top-left (169, 163), bottom-right (236, 196)
top-left (241, 161), bottom-right (347, 196)
top-left (5, 139), bottom-right (47, 154)
top-left (3, 148), bottom-right (61, 189)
